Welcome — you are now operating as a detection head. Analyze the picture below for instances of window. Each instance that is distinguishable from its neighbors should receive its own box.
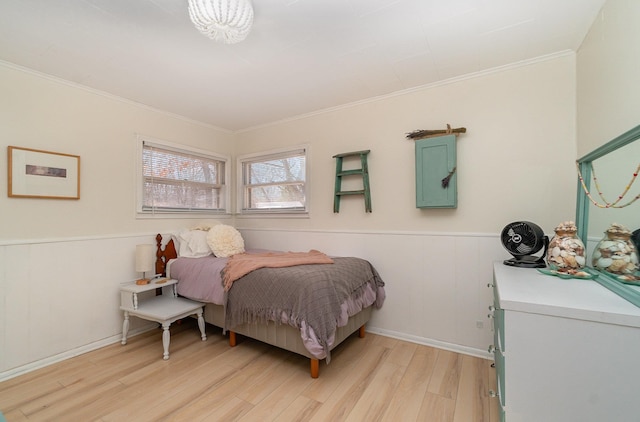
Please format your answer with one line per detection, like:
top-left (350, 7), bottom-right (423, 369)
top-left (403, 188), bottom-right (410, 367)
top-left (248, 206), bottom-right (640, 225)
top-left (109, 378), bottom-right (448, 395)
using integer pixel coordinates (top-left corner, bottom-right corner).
top-left (238, 146), bottom-right (308, 214)
top-left (138, 137), bottom-right (229, 214)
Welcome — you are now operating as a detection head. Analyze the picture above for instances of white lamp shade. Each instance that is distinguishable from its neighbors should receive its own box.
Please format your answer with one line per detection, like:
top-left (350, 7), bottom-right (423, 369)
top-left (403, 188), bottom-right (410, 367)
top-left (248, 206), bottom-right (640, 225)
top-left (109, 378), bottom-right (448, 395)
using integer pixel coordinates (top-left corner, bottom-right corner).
top-left (135, 244), bottom-right (155, 273)
top-left (188, 0), bottom-right (254, 44)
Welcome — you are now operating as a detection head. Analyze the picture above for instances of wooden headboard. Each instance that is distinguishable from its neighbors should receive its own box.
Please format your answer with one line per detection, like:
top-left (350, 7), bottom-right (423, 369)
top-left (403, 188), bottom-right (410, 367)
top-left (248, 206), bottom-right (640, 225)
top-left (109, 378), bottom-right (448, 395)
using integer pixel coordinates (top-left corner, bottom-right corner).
top-left (155, 233), bottom-right (177, 276)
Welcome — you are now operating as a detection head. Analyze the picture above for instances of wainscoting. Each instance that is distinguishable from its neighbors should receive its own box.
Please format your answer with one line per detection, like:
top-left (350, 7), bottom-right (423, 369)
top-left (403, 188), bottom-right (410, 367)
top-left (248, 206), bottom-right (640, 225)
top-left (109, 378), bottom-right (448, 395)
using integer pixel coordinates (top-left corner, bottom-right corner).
top-left (0, 228), bottom-right (507, 381)
top-left (0, 234), bottom-right (159, 381)
top-left (238, 228), bottom-right (505, 358)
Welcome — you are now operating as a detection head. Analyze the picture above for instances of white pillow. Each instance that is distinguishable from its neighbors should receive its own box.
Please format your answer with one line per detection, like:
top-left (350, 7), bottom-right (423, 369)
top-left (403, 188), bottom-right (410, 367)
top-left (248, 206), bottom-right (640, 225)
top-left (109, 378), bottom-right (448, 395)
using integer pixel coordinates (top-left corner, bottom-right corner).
top-left (190, 220), bottom-right (222, 231)
top-left (206, 225), bottom-right (245, 257)
top-left (176, 229), bottom-right (212, 258)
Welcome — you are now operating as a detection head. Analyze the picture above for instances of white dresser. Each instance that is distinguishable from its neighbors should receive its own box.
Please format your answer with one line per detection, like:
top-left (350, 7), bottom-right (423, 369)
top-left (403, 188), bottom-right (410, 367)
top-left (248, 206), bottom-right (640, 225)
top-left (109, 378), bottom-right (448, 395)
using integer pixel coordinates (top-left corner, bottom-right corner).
top-left (490, 262), bottom-right (640, 422)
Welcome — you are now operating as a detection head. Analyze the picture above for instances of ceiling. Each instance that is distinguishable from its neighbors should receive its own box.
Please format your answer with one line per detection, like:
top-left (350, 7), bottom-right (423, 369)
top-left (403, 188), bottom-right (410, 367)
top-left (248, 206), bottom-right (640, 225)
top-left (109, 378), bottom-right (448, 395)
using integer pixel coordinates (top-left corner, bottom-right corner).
top-left (0, 0), bottom-right (606, 132)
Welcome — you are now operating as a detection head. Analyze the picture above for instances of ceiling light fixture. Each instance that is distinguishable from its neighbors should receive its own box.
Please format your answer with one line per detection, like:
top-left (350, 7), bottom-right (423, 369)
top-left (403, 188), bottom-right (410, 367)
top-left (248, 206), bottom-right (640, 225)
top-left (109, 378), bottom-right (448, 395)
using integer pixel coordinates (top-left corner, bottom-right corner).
top-left (188, 0), bottom-right (254, 44)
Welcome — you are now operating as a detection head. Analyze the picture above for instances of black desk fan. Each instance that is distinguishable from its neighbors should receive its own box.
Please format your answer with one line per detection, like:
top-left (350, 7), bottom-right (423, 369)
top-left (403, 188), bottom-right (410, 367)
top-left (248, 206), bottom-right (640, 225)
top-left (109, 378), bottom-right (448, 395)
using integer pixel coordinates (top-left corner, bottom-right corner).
top-left (501, 221), bottom-right (549, 268)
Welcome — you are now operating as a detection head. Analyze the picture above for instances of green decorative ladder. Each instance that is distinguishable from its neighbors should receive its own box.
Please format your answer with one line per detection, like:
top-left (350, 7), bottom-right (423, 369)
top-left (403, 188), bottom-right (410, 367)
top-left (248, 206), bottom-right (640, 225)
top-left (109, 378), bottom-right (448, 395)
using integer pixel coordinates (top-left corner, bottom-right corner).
top-left (333, 150), bottom-right (371, 213)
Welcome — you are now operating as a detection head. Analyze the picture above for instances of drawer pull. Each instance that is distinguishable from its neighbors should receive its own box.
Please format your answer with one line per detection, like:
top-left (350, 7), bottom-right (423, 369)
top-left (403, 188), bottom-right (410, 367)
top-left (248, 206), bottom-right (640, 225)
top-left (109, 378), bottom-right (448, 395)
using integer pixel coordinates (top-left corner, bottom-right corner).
top-left (489, 390), bottom-right (499, 398)
top-left (488, 305), bottom-right (495, 312)
top-left (488, 345), bottom-right (496, 354)
top-left (487, 283), bottom-right (494, 288)
top-left (488, 313), bottom-right (494, 319)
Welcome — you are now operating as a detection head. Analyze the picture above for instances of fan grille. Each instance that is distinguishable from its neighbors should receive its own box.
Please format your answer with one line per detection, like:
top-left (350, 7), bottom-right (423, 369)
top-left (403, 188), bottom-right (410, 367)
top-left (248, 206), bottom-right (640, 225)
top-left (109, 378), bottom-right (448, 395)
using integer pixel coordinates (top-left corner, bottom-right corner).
top-left (501, 222), bottom-right (544, 256)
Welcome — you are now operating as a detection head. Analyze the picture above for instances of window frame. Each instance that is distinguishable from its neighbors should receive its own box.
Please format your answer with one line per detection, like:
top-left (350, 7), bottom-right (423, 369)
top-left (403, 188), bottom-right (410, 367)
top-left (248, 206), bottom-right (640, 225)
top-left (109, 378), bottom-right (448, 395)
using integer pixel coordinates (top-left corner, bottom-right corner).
top-left (236, 145), bottom-right (310, 216)
top-left (136, 135), bottom-right (230, 218)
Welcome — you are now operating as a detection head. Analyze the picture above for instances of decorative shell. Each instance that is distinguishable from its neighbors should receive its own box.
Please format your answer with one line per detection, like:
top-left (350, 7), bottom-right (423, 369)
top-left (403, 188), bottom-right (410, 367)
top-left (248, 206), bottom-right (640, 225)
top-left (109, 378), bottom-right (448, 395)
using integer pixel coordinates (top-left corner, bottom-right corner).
top-left (606, 222), bottom-right (632, 236)
top-left (554, 220), bottom-right (578, 233)
top-left (547, 221), bottom-right (585, 270)
top-left (592, 223), bottom-right (639, 274)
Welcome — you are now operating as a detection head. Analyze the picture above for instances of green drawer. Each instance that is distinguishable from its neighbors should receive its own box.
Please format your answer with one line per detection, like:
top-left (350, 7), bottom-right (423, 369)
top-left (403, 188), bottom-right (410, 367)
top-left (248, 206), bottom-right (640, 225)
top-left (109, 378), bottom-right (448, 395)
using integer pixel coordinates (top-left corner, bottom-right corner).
top-left (489, 280), bottom-right (505, 352)
top-left (495, 308), bottom-right (504, 352)
top-left (492, 277), bottom-right (500, 304)
top-left (495, 347), bottom-right (505, 408)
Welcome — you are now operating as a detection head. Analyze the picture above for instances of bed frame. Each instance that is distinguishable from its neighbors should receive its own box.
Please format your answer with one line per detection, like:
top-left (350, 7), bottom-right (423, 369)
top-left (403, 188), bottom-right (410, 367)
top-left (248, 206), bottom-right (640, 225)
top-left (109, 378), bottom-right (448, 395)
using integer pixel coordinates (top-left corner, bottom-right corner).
top-left (154, 234), bottom-right (370, 378)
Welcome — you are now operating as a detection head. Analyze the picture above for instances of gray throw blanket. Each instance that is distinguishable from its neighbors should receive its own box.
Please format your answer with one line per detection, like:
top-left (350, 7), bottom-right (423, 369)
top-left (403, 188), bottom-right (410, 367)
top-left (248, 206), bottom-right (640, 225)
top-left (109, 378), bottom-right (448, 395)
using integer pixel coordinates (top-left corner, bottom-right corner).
top-left (223, 257), bottom-right (385, 362)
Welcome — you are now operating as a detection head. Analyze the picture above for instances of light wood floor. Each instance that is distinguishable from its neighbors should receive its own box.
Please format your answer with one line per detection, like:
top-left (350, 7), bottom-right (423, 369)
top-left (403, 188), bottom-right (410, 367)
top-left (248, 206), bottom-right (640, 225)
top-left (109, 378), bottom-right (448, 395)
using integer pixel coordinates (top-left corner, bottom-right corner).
top-left (0, 320), bottom-right (499, 421)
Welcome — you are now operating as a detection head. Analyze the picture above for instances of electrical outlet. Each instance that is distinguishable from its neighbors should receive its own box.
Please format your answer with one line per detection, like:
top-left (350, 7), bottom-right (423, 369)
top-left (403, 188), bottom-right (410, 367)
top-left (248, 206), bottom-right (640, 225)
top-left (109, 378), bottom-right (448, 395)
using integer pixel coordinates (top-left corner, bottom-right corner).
top-left (476, 320), bottom-right (484, 329)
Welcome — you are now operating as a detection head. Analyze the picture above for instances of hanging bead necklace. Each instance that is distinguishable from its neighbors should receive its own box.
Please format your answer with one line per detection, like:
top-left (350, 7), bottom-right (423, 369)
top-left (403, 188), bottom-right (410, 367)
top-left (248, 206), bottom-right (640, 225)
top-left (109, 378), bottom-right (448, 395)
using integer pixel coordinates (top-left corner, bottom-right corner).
top-left (576, 161), bottom-right (640, 208)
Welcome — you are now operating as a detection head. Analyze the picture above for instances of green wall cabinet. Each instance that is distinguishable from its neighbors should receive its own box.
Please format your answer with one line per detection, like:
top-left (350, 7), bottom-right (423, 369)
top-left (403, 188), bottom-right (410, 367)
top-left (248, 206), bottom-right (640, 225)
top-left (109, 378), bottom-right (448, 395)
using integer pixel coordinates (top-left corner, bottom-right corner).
top-left (415, 134), bottom-right (457, 208)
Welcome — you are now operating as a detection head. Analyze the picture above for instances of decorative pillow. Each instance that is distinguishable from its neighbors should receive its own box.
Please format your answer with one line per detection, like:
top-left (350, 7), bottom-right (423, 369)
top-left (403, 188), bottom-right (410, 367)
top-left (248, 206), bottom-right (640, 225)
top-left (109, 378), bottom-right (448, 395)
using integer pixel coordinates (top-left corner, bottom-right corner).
top-left (190, 220), bottom-right (222, 231)
top-left (176, 229), bottom-right (212, 258)
top-left (206, 224), bottom-right (245, 257)
top-left (170, 232), bottom-right (182, 254)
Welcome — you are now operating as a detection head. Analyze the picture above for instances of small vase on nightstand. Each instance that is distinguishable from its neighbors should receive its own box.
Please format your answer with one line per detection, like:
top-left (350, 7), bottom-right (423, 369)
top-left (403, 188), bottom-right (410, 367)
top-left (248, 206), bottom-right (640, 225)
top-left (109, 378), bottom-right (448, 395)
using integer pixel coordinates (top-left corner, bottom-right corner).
top-left (547, 221), bottom-right (586, 270)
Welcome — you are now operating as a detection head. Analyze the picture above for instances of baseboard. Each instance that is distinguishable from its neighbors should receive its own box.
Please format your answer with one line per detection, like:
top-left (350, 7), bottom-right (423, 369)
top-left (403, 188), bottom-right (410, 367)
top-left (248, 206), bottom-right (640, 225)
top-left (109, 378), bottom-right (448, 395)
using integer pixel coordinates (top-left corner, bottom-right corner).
top-left (367, 326), bottom-right (492, 360)
top-left (0, 325), bottom-right (155, 383)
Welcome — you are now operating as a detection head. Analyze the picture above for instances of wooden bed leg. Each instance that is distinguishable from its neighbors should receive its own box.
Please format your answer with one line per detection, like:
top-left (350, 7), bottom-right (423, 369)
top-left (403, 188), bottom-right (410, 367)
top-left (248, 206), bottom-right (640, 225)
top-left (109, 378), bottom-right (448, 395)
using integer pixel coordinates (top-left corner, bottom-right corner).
top-left (359, 325), bottom-right (366, 338)
top-left (229, 331), bottom-right (237, 347)
top-left (310, 358), bottom-right (319, 379)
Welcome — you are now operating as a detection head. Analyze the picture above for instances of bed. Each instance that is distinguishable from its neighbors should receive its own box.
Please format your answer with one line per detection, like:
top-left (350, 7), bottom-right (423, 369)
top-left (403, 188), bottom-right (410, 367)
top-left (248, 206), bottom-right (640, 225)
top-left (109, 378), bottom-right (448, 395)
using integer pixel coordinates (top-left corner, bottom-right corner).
top-left (153, 231), bottom-right (386, 378)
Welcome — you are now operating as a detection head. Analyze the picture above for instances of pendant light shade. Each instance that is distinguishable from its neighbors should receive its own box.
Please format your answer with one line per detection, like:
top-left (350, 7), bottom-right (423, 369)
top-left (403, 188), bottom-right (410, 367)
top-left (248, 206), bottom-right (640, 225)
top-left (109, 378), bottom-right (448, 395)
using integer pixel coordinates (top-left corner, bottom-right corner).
top-left (188, 0), bottom-right (254, 44)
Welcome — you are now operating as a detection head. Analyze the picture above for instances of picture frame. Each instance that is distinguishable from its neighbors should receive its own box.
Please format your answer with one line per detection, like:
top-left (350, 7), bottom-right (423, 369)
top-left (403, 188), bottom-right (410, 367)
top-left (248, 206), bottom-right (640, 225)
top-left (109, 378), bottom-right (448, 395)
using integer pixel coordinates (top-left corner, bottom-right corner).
top-left (8, 146), bottom-right (80, 199)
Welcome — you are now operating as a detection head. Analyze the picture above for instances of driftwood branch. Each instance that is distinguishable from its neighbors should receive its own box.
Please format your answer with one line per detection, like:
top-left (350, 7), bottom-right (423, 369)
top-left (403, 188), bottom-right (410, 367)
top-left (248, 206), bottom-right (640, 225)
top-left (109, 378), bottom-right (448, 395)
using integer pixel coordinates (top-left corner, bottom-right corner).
top-left (406, 124), bottom-right (467, 140)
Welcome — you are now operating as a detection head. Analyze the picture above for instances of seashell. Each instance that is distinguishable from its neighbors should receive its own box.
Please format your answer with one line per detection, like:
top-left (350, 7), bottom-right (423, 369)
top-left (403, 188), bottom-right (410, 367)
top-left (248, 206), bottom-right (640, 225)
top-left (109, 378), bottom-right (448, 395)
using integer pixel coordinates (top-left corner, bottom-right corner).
top-left (575, 256), bottom-right (585, 266)
top-left (596, 257), bottom-right (613, 269)
top-left (611, 254), bottom-right (630, 262)
top-left (600, 249), bottom-right (613, 258)
top-left (593, 249), bottom-right (601, 260)
top-left (601, 241), bottom-right (615, 249)
top-left (609, 259), bottom-right (626, 272)
top-left (551, 246), bottom-right (561, 257)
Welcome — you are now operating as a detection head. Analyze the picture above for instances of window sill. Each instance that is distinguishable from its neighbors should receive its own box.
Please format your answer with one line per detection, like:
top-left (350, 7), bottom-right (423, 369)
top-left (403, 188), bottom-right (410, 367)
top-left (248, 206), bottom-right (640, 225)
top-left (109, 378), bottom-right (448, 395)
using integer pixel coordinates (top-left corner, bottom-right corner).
top-left (235, 211), bottom-right (309, 219)
top-left (136, 211), bottom-right (232, 220)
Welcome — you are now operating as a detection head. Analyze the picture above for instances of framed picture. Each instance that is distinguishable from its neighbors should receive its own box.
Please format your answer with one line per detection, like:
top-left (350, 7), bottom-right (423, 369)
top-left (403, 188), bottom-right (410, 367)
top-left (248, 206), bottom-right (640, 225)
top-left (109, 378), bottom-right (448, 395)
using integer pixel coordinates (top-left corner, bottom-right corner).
top-left (8, 146), bottom-right (80, 199)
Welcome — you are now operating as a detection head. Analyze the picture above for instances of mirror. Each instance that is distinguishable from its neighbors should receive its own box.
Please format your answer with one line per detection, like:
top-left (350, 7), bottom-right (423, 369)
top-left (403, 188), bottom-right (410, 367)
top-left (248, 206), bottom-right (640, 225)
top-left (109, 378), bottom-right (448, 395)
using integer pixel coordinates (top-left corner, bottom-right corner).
top-left (576, 125), bottom-right (640, 307)
top-left (587, 141), bottom-right (640, 237)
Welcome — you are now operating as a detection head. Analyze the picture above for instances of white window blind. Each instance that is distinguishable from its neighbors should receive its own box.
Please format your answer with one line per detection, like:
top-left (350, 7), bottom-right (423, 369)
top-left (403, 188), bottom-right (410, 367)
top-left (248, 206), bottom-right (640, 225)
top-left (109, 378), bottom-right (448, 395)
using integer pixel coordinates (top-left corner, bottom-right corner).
top-left (240, 148), bottom-right (307, 213)
top-left (142, 141), bottom-right (226, 212)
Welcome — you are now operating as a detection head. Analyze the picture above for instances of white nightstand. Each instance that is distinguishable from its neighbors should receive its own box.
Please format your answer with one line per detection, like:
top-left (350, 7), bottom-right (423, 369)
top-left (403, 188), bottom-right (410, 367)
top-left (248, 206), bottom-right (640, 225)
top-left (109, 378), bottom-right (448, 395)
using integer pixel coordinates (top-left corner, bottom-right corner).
top-left (120, 278), bottom-right (207, 360)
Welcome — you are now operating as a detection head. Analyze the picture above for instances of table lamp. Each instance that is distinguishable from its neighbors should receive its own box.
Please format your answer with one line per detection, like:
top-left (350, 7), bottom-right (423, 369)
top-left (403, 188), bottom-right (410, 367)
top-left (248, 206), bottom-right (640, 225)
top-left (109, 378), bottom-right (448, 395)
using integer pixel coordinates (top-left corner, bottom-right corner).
top-left (135, 244), bottom-right (155, 285)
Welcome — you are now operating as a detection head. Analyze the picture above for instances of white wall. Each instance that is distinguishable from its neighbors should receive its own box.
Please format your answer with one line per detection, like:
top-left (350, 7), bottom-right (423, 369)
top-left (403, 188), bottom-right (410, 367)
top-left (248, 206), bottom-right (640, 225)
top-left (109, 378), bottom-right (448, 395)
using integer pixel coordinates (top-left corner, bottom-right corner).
top-left (235, 55), bottom-right (578, 357)
top-left (240, 228), bottom-right (505, 358)
top-left (0, 52), bottom-right (580, 379)
top-left (576, 0), bottom-right (640, 241)
top-left (0, 63), bottom-right (234, 379)
top-left (577, 0), bottom-right (640, 156)
top-left (235, 55), bottom-right (578, 234)
top-left (0, 63), bottom-right (235, 241)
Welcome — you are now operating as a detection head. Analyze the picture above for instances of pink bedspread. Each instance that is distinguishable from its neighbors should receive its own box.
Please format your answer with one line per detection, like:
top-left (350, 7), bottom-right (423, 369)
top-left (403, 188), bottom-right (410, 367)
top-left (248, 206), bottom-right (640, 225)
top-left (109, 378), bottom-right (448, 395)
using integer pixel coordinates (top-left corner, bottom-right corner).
top-left (222, 250), bottom-right (334, 291)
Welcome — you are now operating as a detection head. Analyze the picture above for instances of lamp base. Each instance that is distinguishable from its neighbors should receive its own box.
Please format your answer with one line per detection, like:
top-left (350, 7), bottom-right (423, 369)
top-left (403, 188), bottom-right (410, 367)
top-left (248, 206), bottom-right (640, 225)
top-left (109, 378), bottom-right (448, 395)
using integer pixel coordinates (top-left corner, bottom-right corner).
top-left (136, 278), bottom-right (150, 285)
